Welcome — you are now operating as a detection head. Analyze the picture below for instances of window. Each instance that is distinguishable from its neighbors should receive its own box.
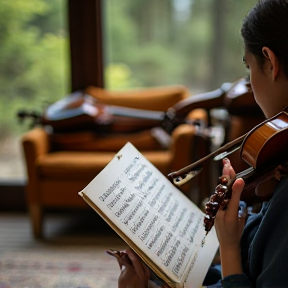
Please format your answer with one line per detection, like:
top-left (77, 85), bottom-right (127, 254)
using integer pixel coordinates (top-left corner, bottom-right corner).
top-left (0, 0), bottom-right (69, 180)
top-left (104, 0), bottom-right (256, 92)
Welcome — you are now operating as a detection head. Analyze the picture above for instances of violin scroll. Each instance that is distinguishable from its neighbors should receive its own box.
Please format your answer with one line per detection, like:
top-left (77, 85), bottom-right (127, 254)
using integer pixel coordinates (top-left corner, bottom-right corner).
top-left (17, 109), bottom-right (42, 128)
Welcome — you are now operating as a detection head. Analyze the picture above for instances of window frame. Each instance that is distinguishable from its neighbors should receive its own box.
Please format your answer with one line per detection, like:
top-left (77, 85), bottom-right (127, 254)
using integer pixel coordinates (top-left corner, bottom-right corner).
top-left (68, 0), bottom-right (104, 91)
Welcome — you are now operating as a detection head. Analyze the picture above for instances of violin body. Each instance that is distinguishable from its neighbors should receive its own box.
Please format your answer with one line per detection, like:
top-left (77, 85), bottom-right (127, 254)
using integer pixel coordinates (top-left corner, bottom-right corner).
top-left (241, 110), bottom-right (288, 168)
top-left (237, 110), bottom-right (288, 204)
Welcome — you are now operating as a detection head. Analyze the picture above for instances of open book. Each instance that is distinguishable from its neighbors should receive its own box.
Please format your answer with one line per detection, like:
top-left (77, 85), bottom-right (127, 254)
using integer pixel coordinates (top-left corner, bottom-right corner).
top-left (79, 142), bottom-right (219, 288)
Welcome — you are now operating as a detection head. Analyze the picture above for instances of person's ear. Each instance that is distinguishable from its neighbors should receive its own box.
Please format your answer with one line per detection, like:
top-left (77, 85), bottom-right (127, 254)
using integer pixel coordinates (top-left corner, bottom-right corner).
top-left (262, 47), bottom-right (279, 80)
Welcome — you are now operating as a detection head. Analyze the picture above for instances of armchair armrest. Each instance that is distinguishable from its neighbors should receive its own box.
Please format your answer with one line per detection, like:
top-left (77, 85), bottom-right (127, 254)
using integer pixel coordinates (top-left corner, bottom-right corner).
top-left (170, 108), bottom-right (209, 170)
top-left (21, 127), bottom-right (51, 202)
top-left (22, 127), bottom-right (51, 159)
top-left (170, 124), bottom-right (196, 171)
top-left (169, 118), bottom-right (213, 203)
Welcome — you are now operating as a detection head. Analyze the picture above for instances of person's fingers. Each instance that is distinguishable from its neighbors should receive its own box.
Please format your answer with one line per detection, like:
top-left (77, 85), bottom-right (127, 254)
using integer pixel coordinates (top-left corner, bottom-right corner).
top-left (222, 158), bottom-right (236, 179)
top-left (226, 178), bottom-right (245, 215)
top-left (120, 253), bottom-right (134, 270)
top-left (125, 248), bottom-right (151, 280)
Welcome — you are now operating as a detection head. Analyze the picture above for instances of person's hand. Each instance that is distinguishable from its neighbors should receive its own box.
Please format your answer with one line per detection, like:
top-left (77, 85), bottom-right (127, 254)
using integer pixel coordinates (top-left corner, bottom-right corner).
top-left (118, 248), bottom-right (171, 288)
top-left (214, 158), bottom-right (246, 249)
top-left (214, 158), bottom-right (246, 277)
top-left (118, 248), bottom-right (151, 288)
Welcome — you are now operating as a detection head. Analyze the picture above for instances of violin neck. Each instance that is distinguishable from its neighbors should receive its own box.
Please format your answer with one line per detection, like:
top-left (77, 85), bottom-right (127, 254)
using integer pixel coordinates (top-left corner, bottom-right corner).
top-left (172, 83), bottom-right (231, 119)
top-left (108, 105), bottom-right (165, 121)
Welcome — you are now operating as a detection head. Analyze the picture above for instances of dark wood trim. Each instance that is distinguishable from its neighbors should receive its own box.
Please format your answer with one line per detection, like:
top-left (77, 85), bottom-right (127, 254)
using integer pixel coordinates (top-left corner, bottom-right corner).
top-left (209, 0), bottom-right (226, 90)
top-left (68, 0), bottom-right (104, 91)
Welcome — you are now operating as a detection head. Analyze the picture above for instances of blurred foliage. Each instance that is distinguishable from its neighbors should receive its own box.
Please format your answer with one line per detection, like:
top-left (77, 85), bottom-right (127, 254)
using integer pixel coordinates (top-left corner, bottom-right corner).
top-left (0, 0), bottom-right (69, 137)
top-left (105, 0), bottom-right (257, 91)
top-left (105, 64), bottom-right (141, 90)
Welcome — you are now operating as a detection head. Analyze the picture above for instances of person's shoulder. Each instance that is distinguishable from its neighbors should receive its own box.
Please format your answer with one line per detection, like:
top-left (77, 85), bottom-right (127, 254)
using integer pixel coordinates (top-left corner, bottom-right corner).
top-left (275, 176), bottom-right (288, 196)
top-left (267, 175), bottom-right (288, 211)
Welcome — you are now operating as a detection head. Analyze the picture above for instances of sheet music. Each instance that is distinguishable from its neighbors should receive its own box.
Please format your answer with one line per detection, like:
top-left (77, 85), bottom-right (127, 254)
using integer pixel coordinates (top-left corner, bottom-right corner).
top-left (80, 142), bottom-right (218, 286)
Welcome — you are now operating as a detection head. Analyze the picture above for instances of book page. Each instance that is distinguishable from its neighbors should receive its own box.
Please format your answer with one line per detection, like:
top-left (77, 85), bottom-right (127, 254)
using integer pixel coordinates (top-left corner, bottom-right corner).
top-left (79, 142), bottom-right (218, 287)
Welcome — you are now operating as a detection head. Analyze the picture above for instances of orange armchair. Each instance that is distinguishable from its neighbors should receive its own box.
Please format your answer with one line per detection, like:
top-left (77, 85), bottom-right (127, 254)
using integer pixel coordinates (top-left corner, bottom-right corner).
top-left (21, 85), bottom-right (209, 238)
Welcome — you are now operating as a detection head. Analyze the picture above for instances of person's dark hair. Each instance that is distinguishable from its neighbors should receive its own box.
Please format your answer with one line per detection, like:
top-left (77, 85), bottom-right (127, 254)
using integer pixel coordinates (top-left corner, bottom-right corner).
top-left (241, 0), bottom-right (288, 78)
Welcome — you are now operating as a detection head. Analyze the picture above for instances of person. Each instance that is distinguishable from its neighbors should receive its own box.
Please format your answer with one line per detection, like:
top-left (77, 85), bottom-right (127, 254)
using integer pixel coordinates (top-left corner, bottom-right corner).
top-left (116, 0), bottom-right (288, 287)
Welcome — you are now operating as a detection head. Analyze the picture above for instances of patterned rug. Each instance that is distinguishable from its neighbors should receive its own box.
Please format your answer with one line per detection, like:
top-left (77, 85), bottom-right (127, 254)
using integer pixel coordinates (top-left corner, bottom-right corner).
top-left (0, 246), bottom-right (123, 288)
top-left (0, 212), bottom-right (126, 288)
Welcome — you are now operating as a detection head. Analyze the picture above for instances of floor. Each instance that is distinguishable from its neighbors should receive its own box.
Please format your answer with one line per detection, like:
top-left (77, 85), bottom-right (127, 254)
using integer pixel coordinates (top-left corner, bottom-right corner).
top-left (0, 210), bottom-right (126, 288)
top-left (0, 209), bottom-right (125, 247)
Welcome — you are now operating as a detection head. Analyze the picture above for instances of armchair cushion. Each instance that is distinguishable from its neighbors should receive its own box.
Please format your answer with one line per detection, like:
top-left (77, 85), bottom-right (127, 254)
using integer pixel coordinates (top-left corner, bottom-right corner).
top-left (49, 129), bottom-right (166, 152)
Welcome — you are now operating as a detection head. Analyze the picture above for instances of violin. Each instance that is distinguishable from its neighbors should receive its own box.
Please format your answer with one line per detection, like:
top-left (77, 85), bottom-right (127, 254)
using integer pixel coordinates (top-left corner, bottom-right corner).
top-left (169, 108), bottom-right (288, 206)
top-left (17, 77), bottom-right (260, 135)
top-left (17, 84), bottom-right (228, 134)
top-left (17, 91), bottom-right (165, 133)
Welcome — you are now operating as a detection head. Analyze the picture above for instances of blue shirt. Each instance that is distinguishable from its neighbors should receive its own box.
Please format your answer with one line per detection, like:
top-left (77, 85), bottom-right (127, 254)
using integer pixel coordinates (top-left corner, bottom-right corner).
top-left (209, 176), bottom-right (288, 288)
